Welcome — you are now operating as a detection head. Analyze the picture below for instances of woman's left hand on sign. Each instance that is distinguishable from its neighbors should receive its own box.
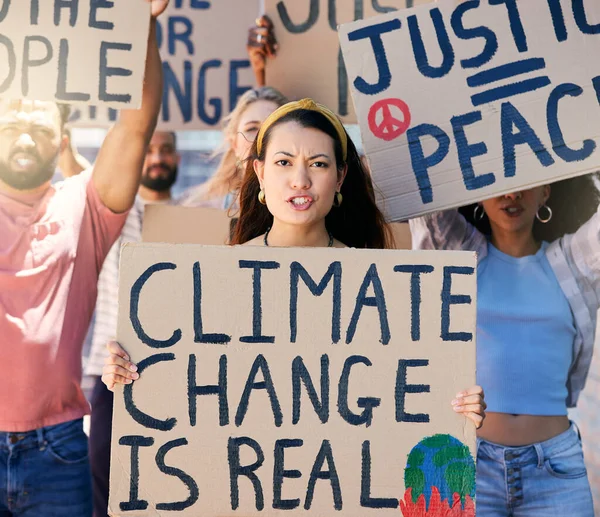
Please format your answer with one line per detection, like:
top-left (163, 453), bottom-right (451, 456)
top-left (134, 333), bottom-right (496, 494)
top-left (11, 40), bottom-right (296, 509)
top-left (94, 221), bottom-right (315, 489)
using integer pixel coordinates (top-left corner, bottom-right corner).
top-left (102, 341), bottom-right (139, 392)
top-left (147, 0), bottom-right (170, 18)
top-left (452, 385), bottom-right (486, 429)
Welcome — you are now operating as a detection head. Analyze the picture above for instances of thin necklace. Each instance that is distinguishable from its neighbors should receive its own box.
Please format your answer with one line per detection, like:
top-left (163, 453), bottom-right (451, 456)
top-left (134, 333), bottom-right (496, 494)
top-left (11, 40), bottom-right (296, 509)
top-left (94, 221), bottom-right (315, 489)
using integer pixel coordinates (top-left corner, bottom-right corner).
top-left (264, 228), bottom-right (334, 247)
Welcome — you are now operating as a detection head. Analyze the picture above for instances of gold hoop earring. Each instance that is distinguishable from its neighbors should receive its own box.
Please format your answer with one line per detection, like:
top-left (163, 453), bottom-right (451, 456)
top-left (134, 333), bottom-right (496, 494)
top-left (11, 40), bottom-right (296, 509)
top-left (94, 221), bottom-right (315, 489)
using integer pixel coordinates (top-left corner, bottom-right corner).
top-left (536, 204), bottom-right (552, 223)
top-left (333, 192), bottom-right (343, 207)
top-left (258, 189), bottom-right (266, 205)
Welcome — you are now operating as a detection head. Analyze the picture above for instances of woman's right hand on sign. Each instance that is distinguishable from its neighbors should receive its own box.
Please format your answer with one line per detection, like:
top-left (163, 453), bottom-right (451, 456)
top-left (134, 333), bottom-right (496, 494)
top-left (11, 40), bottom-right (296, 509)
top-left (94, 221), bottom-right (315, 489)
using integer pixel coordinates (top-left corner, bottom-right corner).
top-left (102, 341), bottom-right (139, 392)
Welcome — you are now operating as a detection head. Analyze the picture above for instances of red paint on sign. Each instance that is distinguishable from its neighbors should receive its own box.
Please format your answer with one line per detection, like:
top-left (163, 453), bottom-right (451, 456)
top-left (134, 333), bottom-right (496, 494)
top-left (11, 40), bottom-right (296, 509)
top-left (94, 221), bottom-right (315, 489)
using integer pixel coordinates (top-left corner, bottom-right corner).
top-left (368, 98), bottom-right (412, 141)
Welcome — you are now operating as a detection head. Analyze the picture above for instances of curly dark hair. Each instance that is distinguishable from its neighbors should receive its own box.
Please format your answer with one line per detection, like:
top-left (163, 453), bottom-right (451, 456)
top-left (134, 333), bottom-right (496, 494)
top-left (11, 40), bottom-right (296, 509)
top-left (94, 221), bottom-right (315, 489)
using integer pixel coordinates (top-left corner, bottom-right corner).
top-left (459, 173), bottom-right (600, 242)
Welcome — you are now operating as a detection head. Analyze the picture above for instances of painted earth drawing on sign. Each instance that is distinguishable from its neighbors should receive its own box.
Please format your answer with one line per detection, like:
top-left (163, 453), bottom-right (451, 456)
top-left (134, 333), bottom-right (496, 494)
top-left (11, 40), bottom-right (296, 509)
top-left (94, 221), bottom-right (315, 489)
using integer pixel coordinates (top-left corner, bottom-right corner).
top-left (400, 434), bottom-right (475, 517)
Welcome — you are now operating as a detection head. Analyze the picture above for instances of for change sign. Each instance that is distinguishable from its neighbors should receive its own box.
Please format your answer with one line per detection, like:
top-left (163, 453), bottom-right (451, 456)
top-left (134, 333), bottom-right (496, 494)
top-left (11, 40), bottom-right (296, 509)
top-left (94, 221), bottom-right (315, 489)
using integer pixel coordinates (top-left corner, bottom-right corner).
top-left (109, 244), bottom-right (477, 516)
top-left (339, 0), bottom-right (600, 221)
top-left (70, 0), bottom-right (259, 130)
top-left (0, 0), bottom-right (150, 108)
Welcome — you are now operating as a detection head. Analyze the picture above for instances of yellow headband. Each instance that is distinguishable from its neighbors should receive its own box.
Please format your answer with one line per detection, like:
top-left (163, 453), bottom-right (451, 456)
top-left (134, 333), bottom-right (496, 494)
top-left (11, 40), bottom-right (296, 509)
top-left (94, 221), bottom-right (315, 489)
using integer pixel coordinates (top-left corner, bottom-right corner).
top-left (256, 98), bottom-right (348, 161)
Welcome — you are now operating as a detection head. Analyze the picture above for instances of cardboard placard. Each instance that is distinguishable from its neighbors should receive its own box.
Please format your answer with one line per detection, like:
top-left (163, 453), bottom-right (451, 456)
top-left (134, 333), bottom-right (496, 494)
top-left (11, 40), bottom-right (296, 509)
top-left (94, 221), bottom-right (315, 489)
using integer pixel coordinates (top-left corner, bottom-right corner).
top-left (142, 207), bottom-right (411, 249)
top-left (109, 243), bottom-right (477, 516)
top-left (0, 1), bottom-right (150, 108)
top-left (265, 0), bottom-right (432, 123)
top-left (142, 205), bottom-right (233, 245)
top-left (389, 222), bottom-right (412, 249)
top-left (339, 0), bottom-right (600, 222)
top-left (69, 0), bottom-right (259, 130)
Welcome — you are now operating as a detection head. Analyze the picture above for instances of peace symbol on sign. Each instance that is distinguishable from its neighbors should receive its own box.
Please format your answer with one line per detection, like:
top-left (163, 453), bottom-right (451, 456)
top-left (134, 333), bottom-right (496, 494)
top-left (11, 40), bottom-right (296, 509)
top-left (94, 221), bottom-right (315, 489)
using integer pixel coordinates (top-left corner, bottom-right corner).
top-left (368, 98), bottom-right (412, 142)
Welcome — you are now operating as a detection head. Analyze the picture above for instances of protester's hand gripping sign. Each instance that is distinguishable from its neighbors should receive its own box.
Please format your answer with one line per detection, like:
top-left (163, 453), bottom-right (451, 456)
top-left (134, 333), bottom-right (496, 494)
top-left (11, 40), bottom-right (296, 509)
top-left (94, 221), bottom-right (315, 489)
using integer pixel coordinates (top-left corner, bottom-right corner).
top-left (339, 0), bottom-right (600, 222)
top-left (0, 0), bottom-right (150, 108)
top-left (109, 243), bottom-right (477, 517)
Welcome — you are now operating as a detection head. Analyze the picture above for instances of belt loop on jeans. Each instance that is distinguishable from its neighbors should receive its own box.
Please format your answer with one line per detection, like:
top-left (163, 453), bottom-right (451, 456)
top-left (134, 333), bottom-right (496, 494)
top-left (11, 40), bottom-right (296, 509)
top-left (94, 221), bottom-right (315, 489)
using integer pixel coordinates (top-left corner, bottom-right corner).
top-left (36, 427), bottom-right (46, 451)
top-left (570, 420), bottom-right (582, 441)
top-left (533, 442), bottom-right (544, 468)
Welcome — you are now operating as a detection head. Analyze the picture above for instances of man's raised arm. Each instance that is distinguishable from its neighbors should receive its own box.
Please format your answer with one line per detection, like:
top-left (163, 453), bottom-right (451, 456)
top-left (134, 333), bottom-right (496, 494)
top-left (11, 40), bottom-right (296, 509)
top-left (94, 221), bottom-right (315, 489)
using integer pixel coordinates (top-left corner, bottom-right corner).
top-left (92, 0), bottom-right (169, 213)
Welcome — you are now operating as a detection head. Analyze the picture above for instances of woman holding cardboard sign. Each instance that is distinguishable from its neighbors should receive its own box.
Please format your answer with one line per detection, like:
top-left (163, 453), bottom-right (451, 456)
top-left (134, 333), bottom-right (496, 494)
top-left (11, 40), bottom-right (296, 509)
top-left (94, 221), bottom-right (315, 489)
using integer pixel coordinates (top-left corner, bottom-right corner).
top-left (103, 100), bottom-right (486, 425)
top-left (410, 177), bottom-right (598, 515)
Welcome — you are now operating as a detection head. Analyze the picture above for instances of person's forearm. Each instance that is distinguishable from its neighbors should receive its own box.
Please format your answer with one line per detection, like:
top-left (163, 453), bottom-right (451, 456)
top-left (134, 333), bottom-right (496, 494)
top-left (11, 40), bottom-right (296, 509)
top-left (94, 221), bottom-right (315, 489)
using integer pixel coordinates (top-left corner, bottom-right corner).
top-left (253, 65), bottom-right (266, 88)
top-left (92, 20), bottom-right (163, 213)
top-left (117, 20), bottom-right (162, 140)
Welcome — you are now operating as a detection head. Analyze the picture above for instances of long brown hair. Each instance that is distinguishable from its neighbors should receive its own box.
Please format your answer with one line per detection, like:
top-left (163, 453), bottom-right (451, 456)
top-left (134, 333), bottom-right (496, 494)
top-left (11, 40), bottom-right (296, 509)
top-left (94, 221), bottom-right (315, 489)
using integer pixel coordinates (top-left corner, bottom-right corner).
top-left (198, 87), bottom-right (288, 201)
top-left (460, 174), bottom-right (600, 242)
top-left (231, 109), bottom-right (392, 249)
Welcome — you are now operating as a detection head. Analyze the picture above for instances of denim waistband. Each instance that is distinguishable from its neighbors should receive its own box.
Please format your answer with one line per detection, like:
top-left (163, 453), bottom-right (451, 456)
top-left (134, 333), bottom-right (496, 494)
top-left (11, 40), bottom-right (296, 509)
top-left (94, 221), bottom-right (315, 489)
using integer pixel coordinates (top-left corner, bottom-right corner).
top-left (477, 423), bottom-right (580, 467)
top-left (0, 418), bottom-right (84, 451)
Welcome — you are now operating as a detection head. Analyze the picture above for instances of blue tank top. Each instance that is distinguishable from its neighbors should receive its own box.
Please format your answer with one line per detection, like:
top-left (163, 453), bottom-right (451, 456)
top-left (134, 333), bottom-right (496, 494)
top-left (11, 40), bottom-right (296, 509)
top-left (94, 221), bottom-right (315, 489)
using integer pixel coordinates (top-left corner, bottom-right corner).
top-left (477, 242), bottom-right (575, 416)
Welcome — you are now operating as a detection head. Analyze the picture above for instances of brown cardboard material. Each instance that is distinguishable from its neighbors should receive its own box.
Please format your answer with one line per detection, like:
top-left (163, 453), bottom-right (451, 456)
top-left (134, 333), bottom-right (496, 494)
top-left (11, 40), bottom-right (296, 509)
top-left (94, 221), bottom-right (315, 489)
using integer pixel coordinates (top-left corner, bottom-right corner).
top-left (143, 206), bottom-right (410, 249)
top-left (69, 0), bottom-right (260, 130)
top-left (109, 243), bottom-right (477, 516)
top-left (0, 1), bottom-right (150, 108)
top-left (265, 0), bottom-right (433, 123)
top-left (339, 0), bottom-right (600, 221)
top-left (389, 222), bottom-right (412, 250)
top-left (142, 205), bottom-right (233, 245)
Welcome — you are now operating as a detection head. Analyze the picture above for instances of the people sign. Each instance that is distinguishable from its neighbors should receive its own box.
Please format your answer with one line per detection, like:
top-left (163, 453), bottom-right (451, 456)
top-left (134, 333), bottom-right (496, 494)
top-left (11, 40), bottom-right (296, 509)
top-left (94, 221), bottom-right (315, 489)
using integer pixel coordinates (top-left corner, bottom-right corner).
top-left (0, 0), bottom-right (150, 108)
top-left (265, 0), bottom-right (433, 123)
top-left (109, 243), bottom-right (477, 516)
top-left (70, 0), bottom-right (259, 130)
top-left (339, 0), bottom-right (600, 221)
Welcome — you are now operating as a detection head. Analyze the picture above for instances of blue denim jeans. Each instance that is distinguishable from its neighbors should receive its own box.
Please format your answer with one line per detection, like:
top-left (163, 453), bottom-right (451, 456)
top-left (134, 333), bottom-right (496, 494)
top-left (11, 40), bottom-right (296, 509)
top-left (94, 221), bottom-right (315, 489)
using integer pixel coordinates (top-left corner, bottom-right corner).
top-left (0, 418), bottom-right (92, 516)
top-left (476, 424), bottom-right (594, 516)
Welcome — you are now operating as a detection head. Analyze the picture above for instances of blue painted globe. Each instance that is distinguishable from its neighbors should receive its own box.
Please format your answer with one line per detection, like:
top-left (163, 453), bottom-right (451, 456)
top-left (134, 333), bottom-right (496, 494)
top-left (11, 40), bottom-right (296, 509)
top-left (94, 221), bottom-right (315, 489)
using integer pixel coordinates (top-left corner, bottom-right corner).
top-left (404, 434), bottom-right (475, 508)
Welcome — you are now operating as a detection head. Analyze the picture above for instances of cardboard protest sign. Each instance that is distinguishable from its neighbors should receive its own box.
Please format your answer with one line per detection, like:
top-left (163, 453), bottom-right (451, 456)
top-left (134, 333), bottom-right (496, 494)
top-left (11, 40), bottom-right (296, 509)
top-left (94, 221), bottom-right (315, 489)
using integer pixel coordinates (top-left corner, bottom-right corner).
top-left (339, 0), bottom-right (600, 221)
top-left (142, 209), bottom-right (412, 248)
top-left (70, 0), bottom-right (259, 130)
top-left (142, 205), bottom-right (233, 245)
top-left (0, 1), bottom-right (150, 108)
top-left (109, 243), bottom-right (477, 516)
top-left (265, 0), bottom-right (432, 122)
top-left (389, 222), bottom-right (412, 249)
